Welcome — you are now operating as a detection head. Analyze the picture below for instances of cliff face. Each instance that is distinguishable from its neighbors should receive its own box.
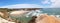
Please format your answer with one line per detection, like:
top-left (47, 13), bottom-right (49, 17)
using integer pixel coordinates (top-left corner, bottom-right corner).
top-left (36, 14), bottom-right (60, 23)
top-left (0, 17), bottom-right (15, 23)
top-left (0, 9), bottom-right (9, 19)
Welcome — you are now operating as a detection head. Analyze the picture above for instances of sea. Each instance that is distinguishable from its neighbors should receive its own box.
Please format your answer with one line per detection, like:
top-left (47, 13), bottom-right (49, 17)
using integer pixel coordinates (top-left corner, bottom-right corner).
top-left (10, 8), bottom-right (60, 23)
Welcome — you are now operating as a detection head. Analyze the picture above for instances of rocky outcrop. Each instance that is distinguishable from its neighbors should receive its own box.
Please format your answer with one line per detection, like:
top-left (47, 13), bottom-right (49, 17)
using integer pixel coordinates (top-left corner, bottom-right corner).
top-left (28, 16), bottom-right (37, 23)
top-left (36, 14), bottom-right (60, 23)
top-left (0, 17), bottom-right (15, 23)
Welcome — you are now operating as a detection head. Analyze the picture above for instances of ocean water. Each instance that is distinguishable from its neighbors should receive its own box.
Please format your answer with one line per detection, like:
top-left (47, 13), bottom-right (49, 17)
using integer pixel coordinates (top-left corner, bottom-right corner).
top-left (10, 8), bottom-right (60, 23)
top-left (42, 8), bottom-right (60, 15)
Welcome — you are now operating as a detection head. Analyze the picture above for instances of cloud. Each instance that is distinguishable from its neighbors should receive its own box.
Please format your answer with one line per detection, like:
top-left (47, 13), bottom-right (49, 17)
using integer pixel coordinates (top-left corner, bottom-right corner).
top-left (50, 0), bottom-right (60, 8)
top-left (41, 0), bottom-right (50, 4)
top-left (0, 4), bottom-right (44, 8)
top-left (41, 0), bottom-right (60, 8)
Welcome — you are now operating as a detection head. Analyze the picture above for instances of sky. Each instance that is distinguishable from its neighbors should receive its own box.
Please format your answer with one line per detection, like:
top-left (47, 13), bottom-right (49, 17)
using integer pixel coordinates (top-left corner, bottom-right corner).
top-left (0, 0), bottom-right (60, 8)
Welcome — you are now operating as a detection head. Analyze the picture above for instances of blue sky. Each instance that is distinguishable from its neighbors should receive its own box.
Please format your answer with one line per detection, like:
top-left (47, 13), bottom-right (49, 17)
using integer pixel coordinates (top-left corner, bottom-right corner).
top-left (0, 0), bottom-right (49, 6)
top-left (0, 0), bottom-right (60, 8)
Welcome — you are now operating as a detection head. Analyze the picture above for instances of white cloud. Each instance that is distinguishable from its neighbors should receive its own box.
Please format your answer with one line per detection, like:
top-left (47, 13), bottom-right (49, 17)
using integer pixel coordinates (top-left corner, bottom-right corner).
top-left (41, 0), bottom-right (50, 4)
top-left (41, 0), bottom-right (60, 8)
top-left (0, 4), bottom-right (43, 8)
top-left (50, 0), bottom-right (60, 8)
top-left (50, 0), bottom-right (56, 2)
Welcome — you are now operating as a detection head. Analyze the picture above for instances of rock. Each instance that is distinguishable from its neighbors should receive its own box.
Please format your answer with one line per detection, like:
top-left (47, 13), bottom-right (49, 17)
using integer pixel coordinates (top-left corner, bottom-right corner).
top-left (0, 17), bottom-right (15, 23)
top-left (36, 14), bottom-right (60, 23)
